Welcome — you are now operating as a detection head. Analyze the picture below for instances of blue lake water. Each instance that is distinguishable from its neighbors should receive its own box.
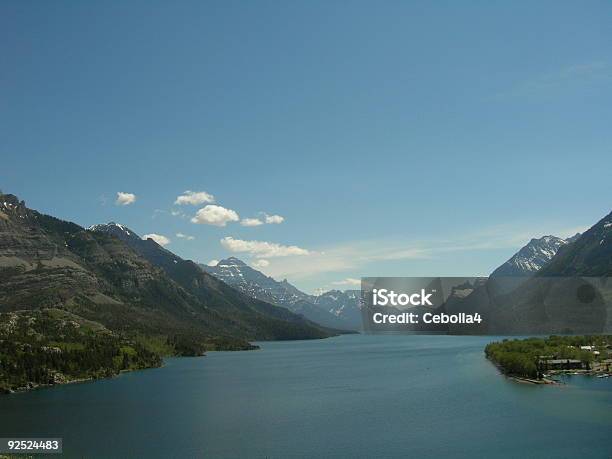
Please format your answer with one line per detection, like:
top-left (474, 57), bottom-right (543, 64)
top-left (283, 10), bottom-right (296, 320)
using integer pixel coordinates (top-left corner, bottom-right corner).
top-left (1, 334), bottom-right (611, 458)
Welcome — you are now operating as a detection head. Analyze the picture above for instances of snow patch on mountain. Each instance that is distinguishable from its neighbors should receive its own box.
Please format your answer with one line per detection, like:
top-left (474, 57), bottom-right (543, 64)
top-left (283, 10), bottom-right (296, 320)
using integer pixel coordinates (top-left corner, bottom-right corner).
top-left (88, 222), bottom-right (137, 238)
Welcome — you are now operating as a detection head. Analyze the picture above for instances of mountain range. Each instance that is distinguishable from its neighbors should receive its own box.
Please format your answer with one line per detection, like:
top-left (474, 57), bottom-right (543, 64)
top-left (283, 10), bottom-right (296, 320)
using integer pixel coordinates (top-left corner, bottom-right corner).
top-left (202, 217), bottom-right (611, 334)
top-left (202, 258), bottom-right (361, 330)
top-left (86, 222), bottom-right (343, 341)
top-left (1, 188), bottom-right (610, 390)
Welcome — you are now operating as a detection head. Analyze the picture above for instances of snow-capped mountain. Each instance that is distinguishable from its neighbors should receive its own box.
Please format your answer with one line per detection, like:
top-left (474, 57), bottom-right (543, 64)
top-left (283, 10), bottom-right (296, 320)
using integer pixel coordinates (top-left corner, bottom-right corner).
top-left (88, 222), bottom-right (138, 238)
top-left (490, 234), bottom-right (579, 277)
top-left (202, 257), bottom-right (311, 305)
top-left (202, 258), bottom-right (357, 330)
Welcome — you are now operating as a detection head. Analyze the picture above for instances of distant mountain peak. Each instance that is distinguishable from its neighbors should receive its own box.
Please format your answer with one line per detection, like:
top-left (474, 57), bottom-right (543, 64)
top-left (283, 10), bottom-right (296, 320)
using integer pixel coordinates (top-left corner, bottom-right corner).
top-left (217, 257), bottom-right (248, 267)
top-left (201, 258), bottom-right (358, 330)
top-left (491, 234), bottom-right (569, 277)
top-left (89, 222), bottom-right (138, 237)
top-left (534, 235), bottom-right (556, 243)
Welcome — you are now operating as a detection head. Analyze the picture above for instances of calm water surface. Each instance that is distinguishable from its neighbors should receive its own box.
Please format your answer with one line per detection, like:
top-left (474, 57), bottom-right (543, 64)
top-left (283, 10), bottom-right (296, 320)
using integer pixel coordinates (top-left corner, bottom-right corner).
top-left (1, 334), bottom-right (611, 458)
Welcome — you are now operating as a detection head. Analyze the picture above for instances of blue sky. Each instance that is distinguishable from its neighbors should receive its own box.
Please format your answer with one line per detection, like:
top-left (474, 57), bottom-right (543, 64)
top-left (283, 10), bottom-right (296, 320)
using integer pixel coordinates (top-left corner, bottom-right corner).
top-left (1, 1), bottom-right (611, 292)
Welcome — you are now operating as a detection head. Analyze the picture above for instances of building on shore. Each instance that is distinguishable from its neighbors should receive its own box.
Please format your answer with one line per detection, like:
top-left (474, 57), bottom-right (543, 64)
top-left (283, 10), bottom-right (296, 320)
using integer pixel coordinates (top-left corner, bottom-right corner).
top-left (540, 359), bottom-right (583, 371)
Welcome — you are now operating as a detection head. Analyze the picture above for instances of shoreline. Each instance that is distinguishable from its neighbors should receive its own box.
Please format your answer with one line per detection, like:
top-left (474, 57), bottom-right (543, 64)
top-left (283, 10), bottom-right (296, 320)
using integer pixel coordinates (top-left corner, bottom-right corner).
top-left (1, 362), bottom-right (165, 395)
top-left (505, 369), bottom-right (611, 386)
top-left (1, 333), bottom-right (342, 395)
top-left (510, 376), bottom-right (558, 385)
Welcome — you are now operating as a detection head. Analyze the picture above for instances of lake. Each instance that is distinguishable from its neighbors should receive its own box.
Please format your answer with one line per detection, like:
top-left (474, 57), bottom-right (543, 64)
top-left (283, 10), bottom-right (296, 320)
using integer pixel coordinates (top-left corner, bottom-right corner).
top-left (1, 334), bottom-right (611, 458)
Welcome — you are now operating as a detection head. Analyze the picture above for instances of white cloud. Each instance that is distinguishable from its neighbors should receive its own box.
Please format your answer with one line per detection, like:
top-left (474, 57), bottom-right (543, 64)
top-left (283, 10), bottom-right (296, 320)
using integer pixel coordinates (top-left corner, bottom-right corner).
top-left (191, 205), bottom-right (239, 226)
top-left (252, 259), bottom-right (270, 268)
top-left (142, 233), bottom-right (170, 246)
top-left (115, 192), bottom-right (136, 206)
top-left (331, 278), bottom-right (361, 286)
top-left (176, 232), bottom-right (195, 241)
top-left (220, 237), bottom-right (309, 258)
top-left (240, 214), bottom-right (284, 226)
top-left (241, 218), bottom-right (264, 227)
top-left (264, 214), bottom-right (284, 224)
top-left (175, 190), bottom-right (215, 206)
top-left (207, 259), bottom-right (219, 267)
